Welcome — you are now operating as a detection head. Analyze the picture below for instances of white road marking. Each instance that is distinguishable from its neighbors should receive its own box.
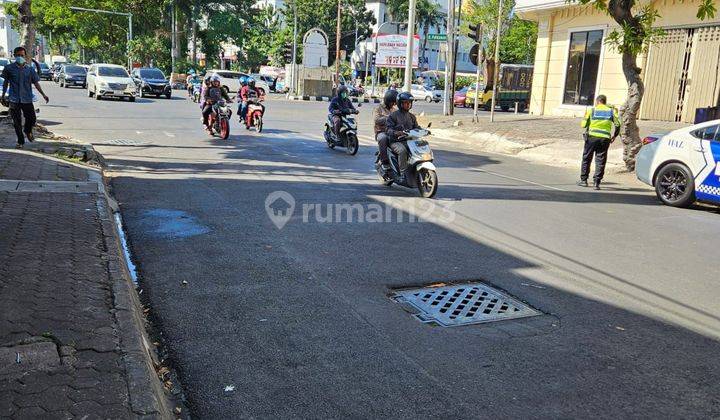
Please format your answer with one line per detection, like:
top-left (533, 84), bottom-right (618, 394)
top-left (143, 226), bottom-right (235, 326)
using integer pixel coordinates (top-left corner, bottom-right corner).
top-left (136, 131), bottom-right (143, 134)
top-left (474, 168), bottom-right (567, 191)
top-left (163, 131), bottom-right (176, 137)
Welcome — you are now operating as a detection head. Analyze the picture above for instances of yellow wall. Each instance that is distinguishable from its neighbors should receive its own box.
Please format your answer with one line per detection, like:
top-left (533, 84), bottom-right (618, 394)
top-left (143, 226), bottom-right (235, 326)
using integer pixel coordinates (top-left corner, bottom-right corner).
top-left (524, 0), bottom-right (720, 118)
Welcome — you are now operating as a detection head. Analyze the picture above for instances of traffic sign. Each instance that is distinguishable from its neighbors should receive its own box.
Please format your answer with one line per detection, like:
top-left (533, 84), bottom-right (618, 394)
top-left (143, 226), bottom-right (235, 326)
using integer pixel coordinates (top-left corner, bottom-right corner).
top-left (427, 33), bottom-right (447, 42)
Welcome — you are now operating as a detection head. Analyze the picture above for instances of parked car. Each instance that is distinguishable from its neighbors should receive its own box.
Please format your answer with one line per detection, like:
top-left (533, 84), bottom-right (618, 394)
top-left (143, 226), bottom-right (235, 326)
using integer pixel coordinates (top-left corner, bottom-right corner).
top-left (86, 64), bottom-right (136, 101)
top-left (206, 70), bottom-right (270, 95)
top-left (58, 64), bottom-right (87, 88)
top-left (636, 120), bottom-right (720, 208)
top-left (454, 87), bottom-right (469, 107)
top-left (0, 58), bottom-right (9, 74)
top-left (252, 74), bottom-right (276, 92)
top-left (410, 84), bottom-right (442, 103)
top-left (39, 62), bottom-right (53, 80)
top-left (131, 67), bottom-right (172, 99)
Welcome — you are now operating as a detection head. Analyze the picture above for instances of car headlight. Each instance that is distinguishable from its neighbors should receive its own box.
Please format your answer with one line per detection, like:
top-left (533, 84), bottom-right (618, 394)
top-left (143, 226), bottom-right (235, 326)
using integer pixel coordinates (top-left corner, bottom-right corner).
top-left (99, 81), bottom-right (109, 88)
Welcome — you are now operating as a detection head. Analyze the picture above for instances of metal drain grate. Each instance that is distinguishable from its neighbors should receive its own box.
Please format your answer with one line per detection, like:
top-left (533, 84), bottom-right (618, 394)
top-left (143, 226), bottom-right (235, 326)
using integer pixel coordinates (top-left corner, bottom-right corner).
top-left (103, 139), bottom-right (148, 146)
top-left (391, 283), bottom-right (540, 327)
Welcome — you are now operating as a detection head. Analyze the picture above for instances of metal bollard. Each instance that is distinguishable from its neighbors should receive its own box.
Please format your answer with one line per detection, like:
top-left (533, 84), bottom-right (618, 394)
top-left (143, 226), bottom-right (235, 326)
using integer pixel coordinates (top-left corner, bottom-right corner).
top-left (514, 102), bottom-right (519, 114)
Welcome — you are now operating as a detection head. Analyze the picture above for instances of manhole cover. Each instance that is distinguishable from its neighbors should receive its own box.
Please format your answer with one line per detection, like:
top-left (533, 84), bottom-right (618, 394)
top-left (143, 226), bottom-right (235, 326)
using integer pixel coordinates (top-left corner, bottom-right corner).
top-left (391, 283), bottom-right (541, 327)
top-left (103, 139), bottom-right (148, 146)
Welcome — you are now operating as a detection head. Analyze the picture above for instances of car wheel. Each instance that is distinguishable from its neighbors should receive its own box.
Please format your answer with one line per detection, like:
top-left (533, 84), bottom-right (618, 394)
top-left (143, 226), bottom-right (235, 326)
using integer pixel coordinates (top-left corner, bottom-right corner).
top-left (425, 96), bottom-right (432, 103)
top-left (129, 96), bottom-right (136, 102)
top-left (654, 162), bottom-right (696, 208)
top-left (500, 105), bottom-right (510, 112)
top-left (87, 88), bottom-right (93, 97)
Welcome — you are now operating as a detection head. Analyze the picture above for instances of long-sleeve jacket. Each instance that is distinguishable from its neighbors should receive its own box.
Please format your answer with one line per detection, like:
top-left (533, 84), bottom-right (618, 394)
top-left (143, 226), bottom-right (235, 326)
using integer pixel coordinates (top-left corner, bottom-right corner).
top-left (373, 104), bottom-right (393, 135)
top-left (386, 109), bottom-right (420, 141)
top-left (328, 96), bottom-right (355, 115)
top-left (204, 86), bottom-right (230, 104)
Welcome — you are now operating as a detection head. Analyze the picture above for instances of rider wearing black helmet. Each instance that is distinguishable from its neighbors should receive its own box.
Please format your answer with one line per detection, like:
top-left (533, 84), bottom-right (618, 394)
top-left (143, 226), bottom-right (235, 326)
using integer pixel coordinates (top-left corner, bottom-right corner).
top-left (328, 85), bottom-right (356, 137)
top-left (374, 90), bottom-right (398, 172)
top-left (386, 92), bottom-right (420, 181)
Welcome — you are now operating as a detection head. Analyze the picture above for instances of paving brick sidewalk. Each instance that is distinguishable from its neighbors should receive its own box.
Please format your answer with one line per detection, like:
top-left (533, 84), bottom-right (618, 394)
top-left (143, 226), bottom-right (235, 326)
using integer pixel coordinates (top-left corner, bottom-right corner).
top-left (0, 150), bottom-right (171, 418)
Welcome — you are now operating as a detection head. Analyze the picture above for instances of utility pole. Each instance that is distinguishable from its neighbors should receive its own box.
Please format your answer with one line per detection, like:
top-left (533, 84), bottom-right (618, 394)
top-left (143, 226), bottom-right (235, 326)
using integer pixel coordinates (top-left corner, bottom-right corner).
top-left (171, 0), bottom-right (176, 72)
top-left (450, 0), bottom-right (462, 116)
top-left (402, 0), bottom-right (417, 92)
top-left (191, 0), bottom-right (197, 66)
top-left (335, 0), bottom-right (342, 86)
top-left (468, 23), bottom-right (483, 122)
top-left (490, 0), bottom-right (503, 122)
top-left (444, 0), bottom-right (455, 116)
top-left (291, 0), bottom-right (298, 95)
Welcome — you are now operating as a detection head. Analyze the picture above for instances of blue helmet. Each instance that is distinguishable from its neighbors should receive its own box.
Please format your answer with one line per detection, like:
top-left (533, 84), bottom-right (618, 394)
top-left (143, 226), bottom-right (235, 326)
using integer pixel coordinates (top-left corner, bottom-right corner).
top-left (240, 76), bottom-right (249, 86)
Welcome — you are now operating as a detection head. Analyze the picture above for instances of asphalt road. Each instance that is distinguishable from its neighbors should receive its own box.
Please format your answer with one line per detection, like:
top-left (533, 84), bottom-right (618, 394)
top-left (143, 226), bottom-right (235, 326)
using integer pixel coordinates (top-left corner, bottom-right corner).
top-left (39, 81), bottom-right (720, 418)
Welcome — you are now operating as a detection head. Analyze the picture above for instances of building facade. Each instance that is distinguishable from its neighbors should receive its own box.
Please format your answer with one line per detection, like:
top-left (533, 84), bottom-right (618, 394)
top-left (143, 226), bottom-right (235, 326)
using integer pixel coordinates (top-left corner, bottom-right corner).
top-left (517, 0), bottom-right (720, 122)
top-left (0, 0), bottom-right (20, 58)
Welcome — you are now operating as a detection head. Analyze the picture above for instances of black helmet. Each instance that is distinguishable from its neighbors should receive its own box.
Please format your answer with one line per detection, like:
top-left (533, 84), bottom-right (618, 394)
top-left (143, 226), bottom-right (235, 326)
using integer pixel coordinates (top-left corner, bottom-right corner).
top-left (337, 85), bottom-right (349, 97)
top-left (397, 92), bottom-right (414, 110)
top-left (383, 90), bottom-right (398, 108)
top-left (248, 78), bottom-right (256, 88)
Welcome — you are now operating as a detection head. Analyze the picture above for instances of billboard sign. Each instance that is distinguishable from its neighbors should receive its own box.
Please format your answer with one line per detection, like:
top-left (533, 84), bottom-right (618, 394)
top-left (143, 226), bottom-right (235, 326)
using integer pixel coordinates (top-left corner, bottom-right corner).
top-left (375, 34), bottom-right (420, 68)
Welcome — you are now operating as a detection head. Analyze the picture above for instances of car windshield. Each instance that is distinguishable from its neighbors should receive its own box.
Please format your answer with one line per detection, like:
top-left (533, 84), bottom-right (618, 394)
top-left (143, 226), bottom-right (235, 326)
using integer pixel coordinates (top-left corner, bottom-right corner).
top-left (65, 65), bottom-right (86, 74)
top-left (98, 67), bottom-right (129, 77)
top-left (40, 63), bottom-right (49, 69)
top-left (139, 69), bottom-right (165, 79)
top-left (458, 87), bottom-right (469, 93)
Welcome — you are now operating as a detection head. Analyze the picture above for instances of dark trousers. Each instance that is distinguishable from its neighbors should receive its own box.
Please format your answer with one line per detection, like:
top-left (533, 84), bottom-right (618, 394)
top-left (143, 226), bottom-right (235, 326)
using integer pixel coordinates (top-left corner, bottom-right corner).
top-left (9, 102), bottom-right (36, 145)
top-left (202, 103), bottom-right (214, 126)
top-left (376, 133), bottom-right (389, 164)
top-left (390, 141), bottom-right (409, 173)
top-left (581, 135), bottom-right (611, 183)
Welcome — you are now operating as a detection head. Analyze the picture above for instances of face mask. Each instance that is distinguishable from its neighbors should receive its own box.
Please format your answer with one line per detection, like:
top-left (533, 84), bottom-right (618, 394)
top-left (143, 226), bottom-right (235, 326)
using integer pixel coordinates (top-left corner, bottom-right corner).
top-left (340, 93), bottom-right (347, 99)
top-left (15, 56), bottom-right (25, 65)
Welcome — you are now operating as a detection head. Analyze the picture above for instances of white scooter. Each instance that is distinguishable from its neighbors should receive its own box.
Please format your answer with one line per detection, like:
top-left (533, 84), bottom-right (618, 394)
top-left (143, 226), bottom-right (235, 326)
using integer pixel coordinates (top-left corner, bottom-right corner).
top-left (375, 125), bottom-right (438, 198)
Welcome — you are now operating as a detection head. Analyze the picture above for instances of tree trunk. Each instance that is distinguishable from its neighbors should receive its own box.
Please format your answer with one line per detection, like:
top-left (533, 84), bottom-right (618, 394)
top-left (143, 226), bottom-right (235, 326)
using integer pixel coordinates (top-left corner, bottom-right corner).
top-left (619, 50), bottom-right (644, 171)
top-left (17, 0), bottom-right (35, 60)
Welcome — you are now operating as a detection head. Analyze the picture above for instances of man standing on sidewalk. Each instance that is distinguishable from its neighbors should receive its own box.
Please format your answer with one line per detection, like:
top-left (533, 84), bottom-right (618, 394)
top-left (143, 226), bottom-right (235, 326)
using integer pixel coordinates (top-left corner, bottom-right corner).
top-left (577, 95), bottom-right (620, 190)
top-left (1, 47), bottom-right (49, 149)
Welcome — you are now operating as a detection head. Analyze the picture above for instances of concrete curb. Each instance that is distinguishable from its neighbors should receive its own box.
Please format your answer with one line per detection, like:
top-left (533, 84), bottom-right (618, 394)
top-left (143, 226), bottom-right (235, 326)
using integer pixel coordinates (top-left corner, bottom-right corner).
top-left (287, 94), bottom-right (381, 104)
top-left (91, 171), bottom-right (175, 419)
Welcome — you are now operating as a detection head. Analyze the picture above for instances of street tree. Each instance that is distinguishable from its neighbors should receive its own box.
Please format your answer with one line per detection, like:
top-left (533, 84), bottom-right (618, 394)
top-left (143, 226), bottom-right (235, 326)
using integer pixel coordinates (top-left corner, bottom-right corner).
top-left (16, 0), bottom-right (36, 60)
top-left (576, 0), bottom-right (716, 170)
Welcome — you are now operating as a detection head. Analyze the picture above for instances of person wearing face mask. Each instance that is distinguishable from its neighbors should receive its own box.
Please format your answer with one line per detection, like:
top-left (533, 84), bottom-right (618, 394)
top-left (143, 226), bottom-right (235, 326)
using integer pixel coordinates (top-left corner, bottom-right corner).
top-left (328, 85), bottom-right (356, 138)
top-left (1, 47), bottom-right (49, 149)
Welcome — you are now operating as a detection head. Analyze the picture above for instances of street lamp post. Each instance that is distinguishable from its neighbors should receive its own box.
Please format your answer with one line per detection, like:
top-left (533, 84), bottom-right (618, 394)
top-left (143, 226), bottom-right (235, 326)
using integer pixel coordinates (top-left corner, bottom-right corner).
top-left (291, 1), bottom-right (298, 95)
top-left (69, 6), bottom-right (133, 69)
top-left (335, 0), bottom-right (342, 86)
top-left (402, 0), bottom-right (417, 92)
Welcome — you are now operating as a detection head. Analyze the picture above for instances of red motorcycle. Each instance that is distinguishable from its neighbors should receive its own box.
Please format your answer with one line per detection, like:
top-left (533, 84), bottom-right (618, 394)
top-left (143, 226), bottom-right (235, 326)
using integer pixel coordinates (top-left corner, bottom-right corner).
top-left (208, 100), bottom-right (232, 140)
top-left (244, 96), bottom-right (265, 133)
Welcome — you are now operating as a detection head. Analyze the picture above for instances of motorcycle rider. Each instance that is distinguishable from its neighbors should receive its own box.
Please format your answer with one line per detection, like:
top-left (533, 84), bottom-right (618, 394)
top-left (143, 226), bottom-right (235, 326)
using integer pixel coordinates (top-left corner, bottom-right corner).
top-left (199, 75), bottom-right (212, 110)
top-left (202, 75), bottom-right (231, 134)
top-left (374, 90), bottom-right (397, 174)
top-left (328, 85), bottom-right (357, 138)
top-left (386, 92), bottom-right (420, 182)
top-left (239, 78), bottom-right (265, 126)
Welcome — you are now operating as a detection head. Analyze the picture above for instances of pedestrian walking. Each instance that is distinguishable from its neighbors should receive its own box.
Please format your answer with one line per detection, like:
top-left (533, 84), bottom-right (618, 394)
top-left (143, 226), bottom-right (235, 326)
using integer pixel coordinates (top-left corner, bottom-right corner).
top-left (577, 95), bottom-right (620, 190)
top-left (1, 46), bottom-right (49, 149)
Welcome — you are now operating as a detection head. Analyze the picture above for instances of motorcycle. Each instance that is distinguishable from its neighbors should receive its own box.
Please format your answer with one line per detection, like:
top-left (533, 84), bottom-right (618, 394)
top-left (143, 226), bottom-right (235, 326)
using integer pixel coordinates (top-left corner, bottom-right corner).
top-left (324, 108), bottom-right (360, 155)
top-left (375, 125), bottom-right (438, 198)
top-left (192, 83), bottom-right (202, 103)
top-left (244, 96), bottom-right (265, 133)
top-left (208, 100), bottom-right (232, 140)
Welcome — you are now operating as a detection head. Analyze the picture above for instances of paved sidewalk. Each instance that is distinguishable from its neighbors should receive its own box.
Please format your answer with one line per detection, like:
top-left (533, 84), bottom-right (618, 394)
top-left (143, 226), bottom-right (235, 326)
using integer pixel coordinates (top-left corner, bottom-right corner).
top-left (0, 150), bottom-right (171, 418)
top-left (419, 113), bottom-right (685, 171)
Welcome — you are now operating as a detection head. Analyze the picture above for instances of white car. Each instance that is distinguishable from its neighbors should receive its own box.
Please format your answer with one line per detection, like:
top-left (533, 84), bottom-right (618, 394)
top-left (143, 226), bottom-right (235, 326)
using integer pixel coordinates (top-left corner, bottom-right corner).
top-left (636, 119), bottom-right (720, 207)
top-left (86, 64), bottom-right (136, 101)
top-left (206, 70), bottom-right (270, 95)
top-left (411, 84), bottom-right (443, 103)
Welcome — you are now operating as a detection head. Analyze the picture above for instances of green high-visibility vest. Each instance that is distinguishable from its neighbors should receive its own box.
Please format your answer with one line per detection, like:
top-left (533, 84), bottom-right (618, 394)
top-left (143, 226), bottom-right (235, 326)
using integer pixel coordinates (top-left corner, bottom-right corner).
top-left (581, 104), bottom-right (620, 139)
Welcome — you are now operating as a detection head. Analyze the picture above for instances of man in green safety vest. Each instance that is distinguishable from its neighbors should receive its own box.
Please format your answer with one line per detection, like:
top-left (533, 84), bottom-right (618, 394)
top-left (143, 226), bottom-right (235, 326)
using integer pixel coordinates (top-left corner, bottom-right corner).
top-left (577, 95), bottom-right (620, 190)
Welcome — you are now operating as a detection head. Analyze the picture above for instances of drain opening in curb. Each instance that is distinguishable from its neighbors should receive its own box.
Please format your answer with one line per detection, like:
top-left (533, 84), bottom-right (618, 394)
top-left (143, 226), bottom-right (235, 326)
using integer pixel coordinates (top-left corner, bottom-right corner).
top-left (391, 282), bottom-right (541, 327)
